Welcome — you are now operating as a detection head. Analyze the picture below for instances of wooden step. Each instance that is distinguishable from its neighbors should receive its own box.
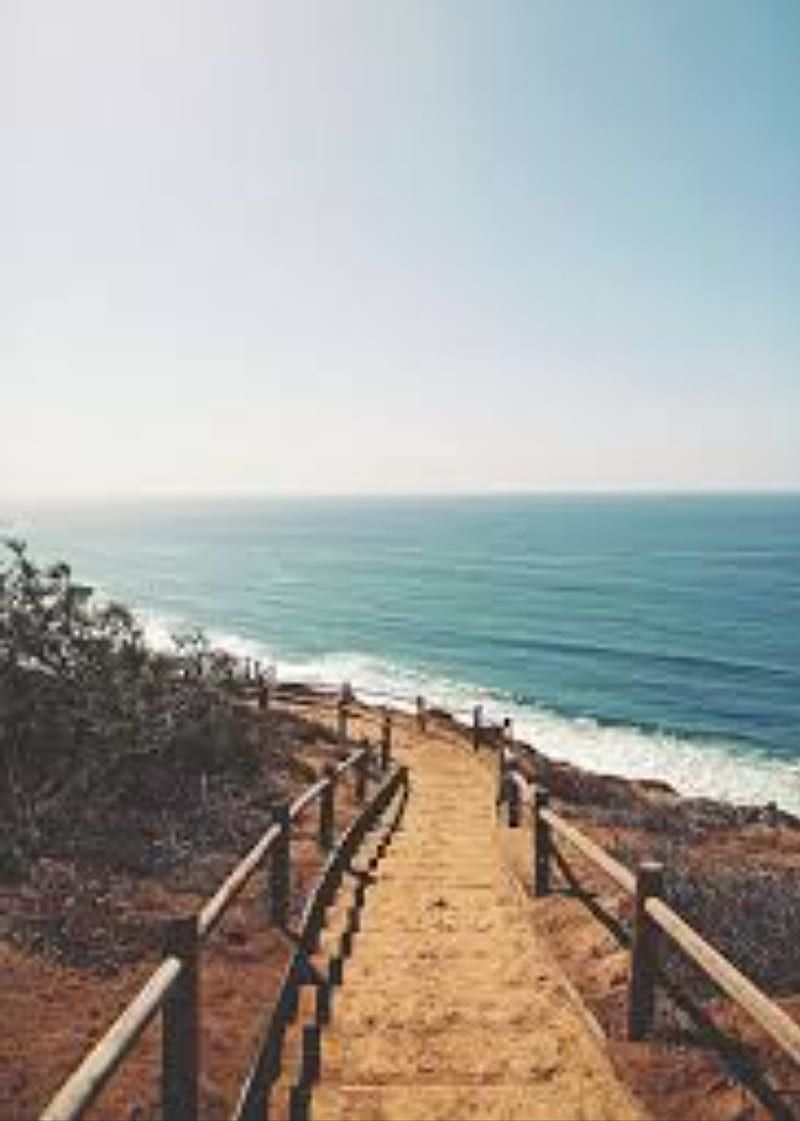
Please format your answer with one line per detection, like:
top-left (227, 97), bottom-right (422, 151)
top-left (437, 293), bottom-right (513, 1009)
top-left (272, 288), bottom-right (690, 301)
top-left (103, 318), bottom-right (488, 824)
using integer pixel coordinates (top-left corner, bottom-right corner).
top-left (311, 1081), bottom-right (632, 1121)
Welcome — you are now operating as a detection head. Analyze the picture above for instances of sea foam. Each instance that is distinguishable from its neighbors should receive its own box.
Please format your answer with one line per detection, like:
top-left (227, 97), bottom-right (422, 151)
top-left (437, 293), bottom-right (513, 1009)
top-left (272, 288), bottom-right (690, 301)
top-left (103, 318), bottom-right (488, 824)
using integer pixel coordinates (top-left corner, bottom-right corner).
top-left (140, 611), bottom-right (800, 815)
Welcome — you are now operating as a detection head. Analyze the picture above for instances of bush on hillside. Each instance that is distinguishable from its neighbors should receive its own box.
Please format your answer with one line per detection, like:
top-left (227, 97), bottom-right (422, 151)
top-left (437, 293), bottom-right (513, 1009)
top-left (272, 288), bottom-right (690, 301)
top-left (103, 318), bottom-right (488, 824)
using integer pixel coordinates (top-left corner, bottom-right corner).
top-left (0, 540), bottom-right (255, 877)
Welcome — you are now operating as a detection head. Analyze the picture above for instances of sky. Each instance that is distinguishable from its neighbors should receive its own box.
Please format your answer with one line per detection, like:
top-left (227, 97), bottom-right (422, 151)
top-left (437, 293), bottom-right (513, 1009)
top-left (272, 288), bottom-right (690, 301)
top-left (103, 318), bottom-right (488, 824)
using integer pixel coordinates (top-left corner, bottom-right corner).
top-left (2, 0), bottom-right (799, 498)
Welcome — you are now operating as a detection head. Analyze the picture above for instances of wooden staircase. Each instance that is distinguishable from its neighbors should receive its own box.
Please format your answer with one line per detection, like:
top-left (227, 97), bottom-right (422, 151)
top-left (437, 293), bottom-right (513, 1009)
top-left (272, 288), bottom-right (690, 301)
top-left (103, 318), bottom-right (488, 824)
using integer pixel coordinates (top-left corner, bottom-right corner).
top-left (267, 733), bottom-right (644, 1121)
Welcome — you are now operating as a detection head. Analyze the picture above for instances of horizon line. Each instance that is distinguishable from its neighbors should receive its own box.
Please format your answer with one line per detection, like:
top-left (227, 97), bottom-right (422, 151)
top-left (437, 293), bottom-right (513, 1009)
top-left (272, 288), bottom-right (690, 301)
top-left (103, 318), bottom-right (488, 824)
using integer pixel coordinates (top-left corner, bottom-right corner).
top-left (2, 485), bottom-right (800, 507)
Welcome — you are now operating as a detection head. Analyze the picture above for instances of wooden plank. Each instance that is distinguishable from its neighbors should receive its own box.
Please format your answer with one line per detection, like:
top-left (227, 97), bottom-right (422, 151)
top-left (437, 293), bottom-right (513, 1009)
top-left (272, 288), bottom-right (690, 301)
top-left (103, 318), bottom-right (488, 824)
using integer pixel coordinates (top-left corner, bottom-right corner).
top-left (319, 766), bottom-right (337, 851)
top-left (355, 748), bottom-right (370, 802)
top-left (627, 863), bottom-right (664, 1040)
top-left (472, 704), bottom-right (483, 751)
top-left (336, 746), bottom-right (369, 779)
top-left (416, 695), bottom-right (427, 732)
top-left (290, 777), bottom-right (329, 821)
top-left (199, 822), bottom-right (281, 937)
top-left (647, 897), bottom-right (800, 1067)
top-left (380, 712), bottom-right (392, 771)
top-left (40, 957), bottom-right (182, 1121)
top-left (506, 770), bottom-right (524, 827)
top-left (533, 787), bottom-right (552, 897)
top-left (162, 917), bottom-right (199, 1121)
top-left (541, 807), bottom-right (637, 896)
top-left (269, 804), bottom-right (292, 926)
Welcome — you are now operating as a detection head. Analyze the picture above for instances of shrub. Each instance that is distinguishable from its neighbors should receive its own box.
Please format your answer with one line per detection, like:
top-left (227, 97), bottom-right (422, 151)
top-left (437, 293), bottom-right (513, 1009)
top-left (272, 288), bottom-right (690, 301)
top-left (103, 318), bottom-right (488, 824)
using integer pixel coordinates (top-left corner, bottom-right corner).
top-left (0, 540), bottom-right (254, 875)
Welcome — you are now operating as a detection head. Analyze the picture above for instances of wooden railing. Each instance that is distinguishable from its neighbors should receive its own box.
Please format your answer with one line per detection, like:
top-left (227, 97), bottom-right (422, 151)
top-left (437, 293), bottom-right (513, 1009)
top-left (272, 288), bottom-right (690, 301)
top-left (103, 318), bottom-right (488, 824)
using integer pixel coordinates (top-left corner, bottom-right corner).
top-left (485, 728), bottom-right (800, 1075)
top-left (234, 763), bottom-right (409, 1121)
top-left (40, 691), bottom-right (397, 1121)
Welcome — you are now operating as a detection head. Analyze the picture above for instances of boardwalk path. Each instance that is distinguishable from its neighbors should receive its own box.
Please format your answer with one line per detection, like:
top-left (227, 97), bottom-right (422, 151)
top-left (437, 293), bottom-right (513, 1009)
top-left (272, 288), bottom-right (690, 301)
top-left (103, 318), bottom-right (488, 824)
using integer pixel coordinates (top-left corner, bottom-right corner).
top-left (309, 723), bottom-right (645, 1121)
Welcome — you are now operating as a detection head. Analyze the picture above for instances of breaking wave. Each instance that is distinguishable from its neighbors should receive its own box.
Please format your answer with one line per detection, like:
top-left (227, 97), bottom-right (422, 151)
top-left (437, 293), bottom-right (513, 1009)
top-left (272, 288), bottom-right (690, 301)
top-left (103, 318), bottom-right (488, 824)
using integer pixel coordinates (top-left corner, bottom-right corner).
top-left (140, 612), bottom-right (800, 815)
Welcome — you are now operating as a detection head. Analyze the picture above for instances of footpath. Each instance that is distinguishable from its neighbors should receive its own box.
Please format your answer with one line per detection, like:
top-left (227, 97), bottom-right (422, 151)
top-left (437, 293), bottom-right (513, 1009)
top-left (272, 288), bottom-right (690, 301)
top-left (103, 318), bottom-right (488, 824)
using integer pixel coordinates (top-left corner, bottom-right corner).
top-left (308, 723), bottom-right (645, 1121)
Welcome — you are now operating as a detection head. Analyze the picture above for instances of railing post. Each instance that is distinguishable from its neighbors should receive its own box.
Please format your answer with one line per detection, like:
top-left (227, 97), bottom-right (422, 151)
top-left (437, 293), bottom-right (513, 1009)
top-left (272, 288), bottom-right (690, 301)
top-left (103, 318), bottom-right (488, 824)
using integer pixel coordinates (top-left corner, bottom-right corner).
top-left (162, 915), bottom-right (199, 1121)
top-left (319, 764), bottom-right (337, 851)
top-left (507, 768), bottom-right (522, 828)
top-left (628, 861), bottom-right (664, 1041)
top-left (355, 744), bottom-right (370, 803)
top-left (496, 744), bottom-right (507, 809)
top-left (380, 711), bottom-right (392, 772)
top-left (258, 664), bottom-right (276, 711)
top-left (416, 694), bottom-right (427, 733)
top-left (472, 704), bottom-right (482, 751)
top-left (269, 803), bottom-right (291, 926)
top-left (533, 786), bottom-right (551, 897)
top-left (337, 698), bottom-right (348, 745)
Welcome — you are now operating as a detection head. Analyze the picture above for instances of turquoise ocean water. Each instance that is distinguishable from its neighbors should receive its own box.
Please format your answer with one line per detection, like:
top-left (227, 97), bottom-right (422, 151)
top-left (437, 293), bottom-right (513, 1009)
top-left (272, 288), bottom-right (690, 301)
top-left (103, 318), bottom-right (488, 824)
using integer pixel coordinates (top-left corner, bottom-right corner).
top-left (4, 495), bottom-right (799, 813)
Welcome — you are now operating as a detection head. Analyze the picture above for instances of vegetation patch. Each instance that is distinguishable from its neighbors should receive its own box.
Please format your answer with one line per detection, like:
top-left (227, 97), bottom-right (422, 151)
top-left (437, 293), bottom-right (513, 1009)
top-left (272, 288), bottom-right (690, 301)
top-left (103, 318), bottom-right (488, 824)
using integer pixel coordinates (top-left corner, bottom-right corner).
top-left (0, 541), bottom-right (334, 969)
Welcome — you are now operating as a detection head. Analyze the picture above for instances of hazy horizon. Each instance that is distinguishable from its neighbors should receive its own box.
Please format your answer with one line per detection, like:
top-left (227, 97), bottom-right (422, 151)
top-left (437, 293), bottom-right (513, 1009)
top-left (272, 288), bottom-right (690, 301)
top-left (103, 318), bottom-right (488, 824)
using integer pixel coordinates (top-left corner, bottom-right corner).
top-left (3, 487), bottom-right (800, 510)
top-left (4, 1), bottom-right (799, 499)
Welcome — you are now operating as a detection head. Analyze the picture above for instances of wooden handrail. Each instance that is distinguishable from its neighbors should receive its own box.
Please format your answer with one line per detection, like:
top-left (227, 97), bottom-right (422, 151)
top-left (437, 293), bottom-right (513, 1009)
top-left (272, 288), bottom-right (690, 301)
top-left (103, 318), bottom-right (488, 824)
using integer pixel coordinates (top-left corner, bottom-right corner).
top-left (40, 957), bottom-right (183, 1121)
top-left (540, 806), bottom-right (637, 896)
top-left (646, 896), bottom-right (800, 1067)
top-left (199, 822), bottom-right (282, 938)
top-left (199, 745), bottom-right (366, 939)
top-left (498, 744), bottom-right (800, 1072)
top-left (297, 763), bottom-right (407, 958)
top-left (39, 722), bottom-right (376, 1121)
top-left (335, 745), bottom-right (369, 779)
top-left (289, 777), bottom-right (330, 822)
top-left (196, 745), bottom-right (368, 938)
top-left (233, 763), bottom-right (409, 1121)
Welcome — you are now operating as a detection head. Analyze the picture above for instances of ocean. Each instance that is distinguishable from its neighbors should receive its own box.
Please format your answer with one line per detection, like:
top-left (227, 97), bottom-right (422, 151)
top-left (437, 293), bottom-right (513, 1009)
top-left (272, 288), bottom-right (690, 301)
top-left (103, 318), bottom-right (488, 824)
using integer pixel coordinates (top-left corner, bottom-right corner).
top-left (4, 494), bottom-right (799, 814)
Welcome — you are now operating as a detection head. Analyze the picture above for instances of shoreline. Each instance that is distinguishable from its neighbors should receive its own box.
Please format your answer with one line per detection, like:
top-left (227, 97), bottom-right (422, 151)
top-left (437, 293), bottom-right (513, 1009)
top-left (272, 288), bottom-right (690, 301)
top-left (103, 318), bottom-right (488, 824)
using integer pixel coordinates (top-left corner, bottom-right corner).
top-left (145, 611), bottom-right (799, 814)
top-left (280, 679), bottom-right (800, 826)
top-left (6, 543), bottom-right (793, 814)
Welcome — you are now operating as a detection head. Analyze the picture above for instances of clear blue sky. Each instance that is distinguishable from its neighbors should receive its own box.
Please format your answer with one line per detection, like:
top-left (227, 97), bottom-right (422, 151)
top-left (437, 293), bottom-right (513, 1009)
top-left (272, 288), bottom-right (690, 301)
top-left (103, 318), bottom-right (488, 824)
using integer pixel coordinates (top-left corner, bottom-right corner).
top-left (3, 0), bottom-right (798, 496)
